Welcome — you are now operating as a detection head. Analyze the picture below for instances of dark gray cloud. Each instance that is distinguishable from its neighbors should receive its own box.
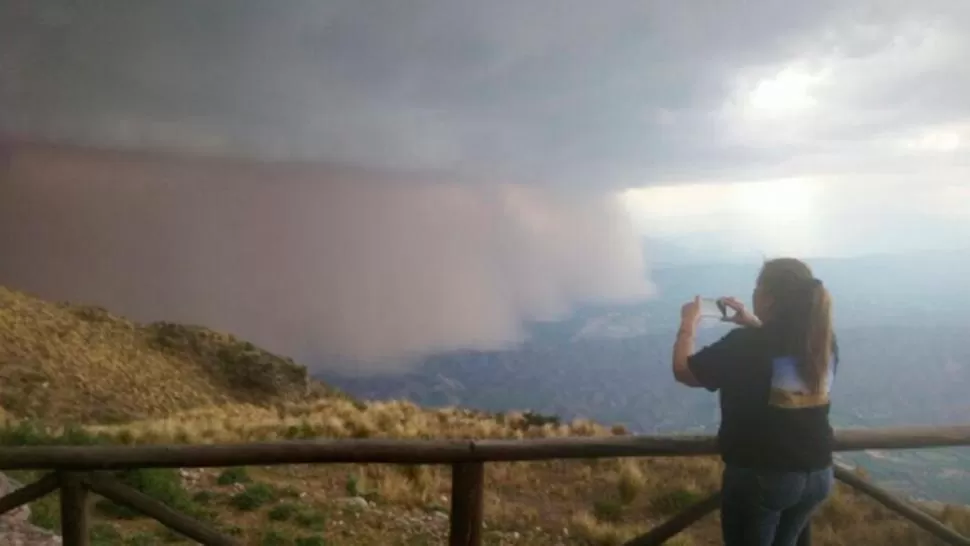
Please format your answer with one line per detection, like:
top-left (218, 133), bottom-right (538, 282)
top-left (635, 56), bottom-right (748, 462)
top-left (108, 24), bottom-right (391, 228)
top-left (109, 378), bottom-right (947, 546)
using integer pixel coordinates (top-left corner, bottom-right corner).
top-left (3, 0), bottom-right (968, 187)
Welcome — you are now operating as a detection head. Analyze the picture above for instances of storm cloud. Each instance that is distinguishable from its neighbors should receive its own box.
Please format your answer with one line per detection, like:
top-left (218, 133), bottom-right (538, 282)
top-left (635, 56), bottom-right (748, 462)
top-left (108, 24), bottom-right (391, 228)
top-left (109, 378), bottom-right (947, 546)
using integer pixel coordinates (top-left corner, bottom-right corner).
top-left (2, 0), bottom-right (968, 186)
top-left (1, 1), bottom-right (968, 369)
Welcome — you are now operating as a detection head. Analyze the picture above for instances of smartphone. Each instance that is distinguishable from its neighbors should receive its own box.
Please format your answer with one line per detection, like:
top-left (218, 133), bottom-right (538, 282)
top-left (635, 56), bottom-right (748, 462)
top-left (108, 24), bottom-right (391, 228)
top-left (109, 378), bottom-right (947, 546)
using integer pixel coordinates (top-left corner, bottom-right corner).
top-left (699, 297), bottom-right (729, 320)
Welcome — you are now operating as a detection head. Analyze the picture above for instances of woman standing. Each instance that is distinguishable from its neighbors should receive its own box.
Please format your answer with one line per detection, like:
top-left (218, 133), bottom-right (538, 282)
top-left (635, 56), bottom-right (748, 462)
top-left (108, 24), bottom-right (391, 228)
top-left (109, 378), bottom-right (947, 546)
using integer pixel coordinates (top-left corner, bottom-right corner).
top-left (672, 258), bottom-right (838, 546)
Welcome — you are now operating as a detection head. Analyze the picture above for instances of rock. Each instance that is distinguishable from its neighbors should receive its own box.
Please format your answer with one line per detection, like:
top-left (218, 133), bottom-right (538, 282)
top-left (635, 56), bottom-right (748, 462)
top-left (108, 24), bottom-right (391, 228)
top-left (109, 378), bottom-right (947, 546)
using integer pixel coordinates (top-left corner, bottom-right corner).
top-left (0, 521), bottom-right (62, 546)
top-left (0, 473), bottom-right (31, 524)
top-left (0, 473), bottom-right (62, 545)
top-left (337, 496), bottom-right (369, 510)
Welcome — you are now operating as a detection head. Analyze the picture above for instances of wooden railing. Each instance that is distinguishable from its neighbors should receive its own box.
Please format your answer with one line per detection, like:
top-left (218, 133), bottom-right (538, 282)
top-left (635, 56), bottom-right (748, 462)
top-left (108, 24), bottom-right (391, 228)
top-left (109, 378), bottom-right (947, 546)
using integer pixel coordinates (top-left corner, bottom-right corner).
top-left (0, 425), bottom-right (969, 546)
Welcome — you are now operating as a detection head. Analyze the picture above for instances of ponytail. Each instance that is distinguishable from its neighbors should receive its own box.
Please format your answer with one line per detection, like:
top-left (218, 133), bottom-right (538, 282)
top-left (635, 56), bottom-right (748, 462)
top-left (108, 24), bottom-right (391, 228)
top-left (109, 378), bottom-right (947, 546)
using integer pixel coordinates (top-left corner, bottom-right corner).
top-left (758, 258), bottom-right (836, 396)
top-left (801, 281), bottom-right (833, 394)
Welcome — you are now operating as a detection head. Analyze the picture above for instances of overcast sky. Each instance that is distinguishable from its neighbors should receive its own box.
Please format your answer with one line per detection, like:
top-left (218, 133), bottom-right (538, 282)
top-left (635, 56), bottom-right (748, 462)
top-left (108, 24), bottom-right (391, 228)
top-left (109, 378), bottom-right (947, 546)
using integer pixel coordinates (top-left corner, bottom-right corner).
top-left (3, 0), bottom-right (969, 187)
top-left (1, 1), bottom-right (967, 366)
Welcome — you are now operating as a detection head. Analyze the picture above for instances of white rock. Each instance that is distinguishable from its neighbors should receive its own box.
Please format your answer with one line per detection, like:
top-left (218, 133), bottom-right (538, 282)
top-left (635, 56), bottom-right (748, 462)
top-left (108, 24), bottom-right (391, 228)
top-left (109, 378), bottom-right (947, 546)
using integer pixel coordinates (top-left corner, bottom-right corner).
top-left (338, 496), bottom-right (369, 510)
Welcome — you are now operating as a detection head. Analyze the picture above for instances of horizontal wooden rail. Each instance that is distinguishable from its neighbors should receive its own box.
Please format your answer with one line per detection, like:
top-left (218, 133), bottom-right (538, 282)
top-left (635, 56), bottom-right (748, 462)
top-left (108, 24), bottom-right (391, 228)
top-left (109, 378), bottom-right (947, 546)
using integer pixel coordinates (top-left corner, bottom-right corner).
top-left (0, 424), bottom-right (967, 546)
top-left (0, 425), bottom-right (967, 470)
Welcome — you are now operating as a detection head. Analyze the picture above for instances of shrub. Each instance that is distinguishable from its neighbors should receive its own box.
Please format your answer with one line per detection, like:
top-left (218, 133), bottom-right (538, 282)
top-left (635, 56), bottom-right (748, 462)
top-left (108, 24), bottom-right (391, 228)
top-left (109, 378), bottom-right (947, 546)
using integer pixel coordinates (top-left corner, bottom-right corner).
top-left (345, 474), bottom-right (360, 497)
top-left (216, 467), bottom-right (252, 485)
top-left (230, 483), bottom-right (276, 511)
top-left (617, 461), bottom-right (646, 504)
top-left (97, 468), bottom-right (194, 520)
top-left (648, 488), bottom-right (705, 516)
top-left (593, 499), bottom-right (624, 523)
top-left (90, 523), bottom-right (122, 546)
top-left (192, 490), bottom-right (217, 504)
top-left (268, 502), bottom-right (300, 522)
top-left (260, 530), bottom-right (290, 546)
top-left (521, 411), bottom-right (560, 429)
top-left (294, 509), bottom-right (326, 531)
top-left (0, 421), bottom-right (108, 446)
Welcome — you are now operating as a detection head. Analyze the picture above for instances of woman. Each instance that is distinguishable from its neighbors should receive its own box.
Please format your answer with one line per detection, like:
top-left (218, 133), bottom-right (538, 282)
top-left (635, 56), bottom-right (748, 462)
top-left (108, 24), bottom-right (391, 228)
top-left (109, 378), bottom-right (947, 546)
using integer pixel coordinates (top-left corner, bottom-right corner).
top-left (672, 258), bottom-right (838, 546)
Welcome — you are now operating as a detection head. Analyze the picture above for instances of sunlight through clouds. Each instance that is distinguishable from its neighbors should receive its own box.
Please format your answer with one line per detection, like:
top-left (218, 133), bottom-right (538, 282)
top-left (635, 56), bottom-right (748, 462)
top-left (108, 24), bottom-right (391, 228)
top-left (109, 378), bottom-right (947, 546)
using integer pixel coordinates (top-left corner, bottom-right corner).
top-left (620, 178), bottom-right (826, 259)
top-left (621, 177), bottom-right (968, 258)
top-left (899, 122), bottom-right (969, 153)
top-left (745, 65), bottom-right (829, 117)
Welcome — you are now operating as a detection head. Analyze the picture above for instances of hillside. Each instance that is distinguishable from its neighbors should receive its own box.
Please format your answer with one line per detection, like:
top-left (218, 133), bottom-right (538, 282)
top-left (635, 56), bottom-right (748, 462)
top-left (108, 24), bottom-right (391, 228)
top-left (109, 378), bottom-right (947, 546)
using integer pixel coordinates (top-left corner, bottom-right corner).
top-left (0, 285), bottom-right (330, 423)
top-left (0, 285), bottom-right (968, 545)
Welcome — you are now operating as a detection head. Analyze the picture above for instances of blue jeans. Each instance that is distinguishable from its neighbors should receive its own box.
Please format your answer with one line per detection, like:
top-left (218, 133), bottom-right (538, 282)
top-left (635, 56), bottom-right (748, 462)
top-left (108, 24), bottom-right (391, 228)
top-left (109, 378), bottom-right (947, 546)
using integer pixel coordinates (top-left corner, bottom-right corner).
top-left (721, 465), bottom-right (833, 546)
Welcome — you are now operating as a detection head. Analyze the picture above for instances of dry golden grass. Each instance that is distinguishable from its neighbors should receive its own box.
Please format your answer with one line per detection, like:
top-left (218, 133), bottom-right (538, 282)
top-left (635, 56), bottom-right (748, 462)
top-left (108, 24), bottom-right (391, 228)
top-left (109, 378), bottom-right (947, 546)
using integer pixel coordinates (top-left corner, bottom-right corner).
top-left (1, 285), bottom-right (968, 544)
top-left (68, 400), bottom-right (970, 545)
top-left (0, 286), bottom-right (327, 423)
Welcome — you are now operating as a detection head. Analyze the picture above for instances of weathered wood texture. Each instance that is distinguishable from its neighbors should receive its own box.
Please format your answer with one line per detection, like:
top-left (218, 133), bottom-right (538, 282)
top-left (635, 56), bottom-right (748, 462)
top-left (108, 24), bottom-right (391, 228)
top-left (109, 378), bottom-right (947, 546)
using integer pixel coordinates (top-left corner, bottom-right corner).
top-left (58, 472), bottom-right (89, 546)
top-left (449, 462), bottom-right (485, 546)
top-left (0, 425), bottom-right (967, 470)
top-left (0, 472), bottom-right (58, 516)
top-left (834, 465), bottom-right (970, 546)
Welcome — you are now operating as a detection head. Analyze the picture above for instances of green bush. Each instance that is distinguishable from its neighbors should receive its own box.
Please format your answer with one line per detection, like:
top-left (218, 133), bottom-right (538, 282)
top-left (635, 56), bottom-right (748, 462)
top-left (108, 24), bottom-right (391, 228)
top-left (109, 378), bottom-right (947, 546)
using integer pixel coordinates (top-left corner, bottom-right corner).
top-left (345, 474), bottom-right (360, 497)
top-left (268, 502), bottom-right (300, 521)
top-left (592, 499), bottom-right (624, 523)
top-left (216, 467), bottom-right (252, 485)
top-left (97, 468), bottom-right (195, 520)
top-left (192, 490), bottom-right (217, 504)
top-left (90, 522), bottom-right (123, 545)
top-left (522, 411), bottom-right (561, 428)
top-left (27, 492), bottom-right (59, 530)
top-left (294, 508), bottom-right (326, 531)
top-left (260, 530), bottom-right (290, 546)
top-left (648, 488), bottom-right (706, 515)
top-left (0, 421), bottom-right (110, 446)
top-left (295, 537), bottom-right (327, 546)
top-left (230, 483), bottom-right (276, 511)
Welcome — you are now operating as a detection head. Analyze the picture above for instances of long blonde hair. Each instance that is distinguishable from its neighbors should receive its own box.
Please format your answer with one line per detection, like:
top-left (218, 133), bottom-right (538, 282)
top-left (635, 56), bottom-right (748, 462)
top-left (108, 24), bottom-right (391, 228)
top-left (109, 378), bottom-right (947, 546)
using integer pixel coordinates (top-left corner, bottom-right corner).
top-left (757, 258), bottom-right (834, 394)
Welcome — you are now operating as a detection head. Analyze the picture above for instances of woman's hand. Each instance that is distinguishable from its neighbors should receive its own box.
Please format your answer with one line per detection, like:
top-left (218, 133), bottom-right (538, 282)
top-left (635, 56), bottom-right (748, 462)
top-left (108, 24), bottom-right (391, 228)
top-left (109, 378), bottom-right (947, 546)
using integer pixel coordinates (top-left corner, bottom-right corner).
top-left (680, 296), bottom-right (702, 328)
top-left (719, 297), bottom-right (762, 328)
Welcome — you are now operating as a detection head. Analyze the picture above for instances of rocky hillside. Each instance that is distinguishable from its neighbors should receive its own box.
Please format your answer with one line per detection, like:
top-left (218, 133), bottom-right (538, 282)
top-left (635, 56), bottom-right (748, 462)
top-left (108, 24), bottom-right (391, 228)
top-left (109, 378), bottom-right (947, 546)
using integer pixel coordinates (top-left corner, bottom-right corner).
top-left (0, 285), bottom-right (332, 423)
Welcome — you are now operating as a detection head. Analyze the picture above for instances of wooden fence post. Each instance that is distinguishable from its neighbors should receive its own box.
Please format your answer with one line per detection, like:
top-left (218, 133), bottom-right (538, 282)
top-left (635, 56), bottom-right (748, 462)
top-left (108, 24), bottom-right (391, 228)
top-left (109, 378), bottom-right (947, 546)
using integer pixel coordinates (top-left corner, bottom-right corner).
top-left (449, 462), bottom-right (485, 546)
top-left (59, 472), bottom-right (89, 546)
